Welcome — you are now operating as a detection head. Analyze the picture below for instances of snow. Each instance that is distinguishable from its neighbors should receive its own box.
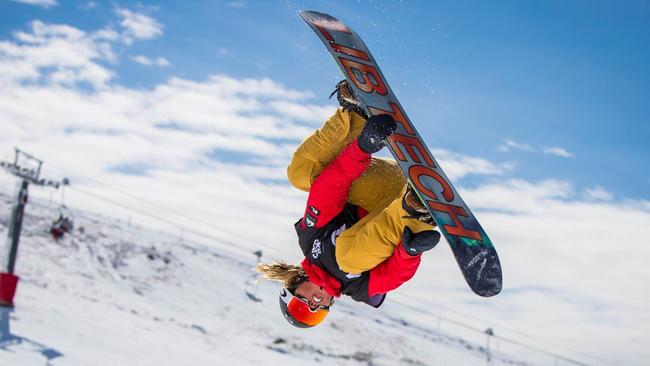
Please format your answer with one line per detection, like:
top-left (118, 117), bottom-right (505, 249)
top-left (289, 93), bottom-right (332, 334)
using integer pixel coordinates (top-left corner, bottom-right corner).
top-left (0, 189), bottom-right (538, 366)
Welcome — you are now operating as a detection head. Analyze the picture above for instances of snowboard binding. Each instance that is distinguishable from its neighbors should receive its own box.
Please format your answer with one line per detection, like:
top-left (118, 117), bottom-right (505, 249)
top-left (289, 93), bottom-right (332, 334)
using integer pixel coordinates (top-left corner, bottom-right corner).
top-left (402, 184), bottom-right (435, 226)
top-left (329, 79), bottom-right (368, 119)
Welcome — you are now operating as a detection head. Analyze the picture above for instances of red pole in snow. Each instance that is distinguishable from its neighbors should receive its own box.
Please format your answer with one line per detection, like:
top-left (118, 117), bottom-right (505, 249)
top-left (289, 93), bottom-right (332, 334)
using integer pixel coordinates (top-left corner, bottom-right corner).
top-left (0, 273), bottom-right (19, 307)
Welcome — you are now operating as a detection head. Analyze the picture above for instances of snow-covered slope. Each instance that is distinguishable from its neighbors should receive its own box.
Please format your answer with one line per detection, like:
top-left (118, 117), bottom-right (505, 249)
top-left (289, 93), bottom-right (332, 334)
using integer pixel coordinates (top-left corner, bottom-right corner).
top-left (0, 191), bottom-right (529, 366)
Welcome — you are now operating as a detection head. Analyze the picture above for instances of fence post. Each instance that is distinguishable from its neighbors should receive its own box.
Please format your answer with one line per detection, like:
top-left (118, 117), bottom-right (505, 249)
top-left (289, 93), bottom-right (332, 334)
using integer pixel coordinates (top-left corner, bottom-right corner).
top-left (485, 328), bottom-right (494, 364)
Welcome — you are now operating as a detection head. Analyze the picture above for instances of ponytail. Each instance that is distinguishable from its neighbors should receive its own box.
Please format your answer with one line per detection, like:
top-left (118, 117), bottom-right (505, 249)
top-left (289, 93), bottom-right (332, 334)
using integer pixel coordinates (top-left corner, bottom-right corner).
top-left (256, 261), bottom-right (307, 292)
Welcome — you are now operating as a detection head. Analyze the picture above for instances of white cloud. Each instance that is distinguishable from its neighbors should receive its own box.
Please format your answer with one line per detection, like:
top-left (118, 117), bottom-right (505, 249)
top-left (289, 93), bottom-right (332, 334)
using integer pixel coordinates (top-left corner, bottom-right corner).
top-left (93, 28), bottom-right (120, 42)
top-left (497, 139), bottom-right (536, 153)
top-left (155, 57), bottom-right (170, 67)
top-left (543, 146), bottom-right (575, 158)
top-left (583, 185), bottom-right (613, 201)
top-left (0, 14), bottom-right (167, 89)
top-left (10, 0), bottom-right (58, 8)
top-left (499, 140), bottom-right (574, 159)
top-left (432, 148), bottom-right (514, 180)
top-left (269, 99), bottom-right (334, 124)
top-left (131, 55), bottom-right (170, 67)
top-left (115, 8), bottom-right (163, 44)
top-left (131, 55), bottom-right (152, 65)
top-left (462, 178), bottom-right (574, 213)
top-left (0, 21), bottom-right (114, 88)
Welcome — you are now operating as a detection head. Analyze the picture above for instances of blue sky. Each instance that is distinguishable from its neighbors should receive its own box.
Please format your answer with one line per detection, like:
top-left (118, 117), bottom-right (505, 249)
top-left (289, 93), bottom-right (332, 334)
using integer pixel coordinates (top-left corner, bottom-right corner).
top-left (3, 0), bottom-right (648, 199)
top-left (1, 1), bottom-right (650, 364)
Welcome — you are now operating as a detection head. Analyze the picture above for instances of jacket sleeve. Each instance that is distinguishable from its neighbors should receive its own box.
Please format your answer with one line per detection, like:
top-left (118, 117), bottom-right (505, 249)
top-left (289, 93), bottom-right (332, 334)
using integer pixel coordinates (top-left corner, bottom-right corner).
top-left (301, 140), bottom-right (371, 228)
top-left (367, 243), bottom-right (421, 296)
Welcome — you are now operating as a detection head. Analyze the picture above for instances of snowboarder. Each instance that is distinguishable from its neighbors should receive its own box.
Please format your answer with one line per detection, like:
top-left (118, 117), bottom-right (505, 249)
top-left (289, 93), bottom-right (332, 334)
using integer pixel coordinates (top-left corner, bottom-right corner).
top-left (257, 81), bottom-right (440, 328)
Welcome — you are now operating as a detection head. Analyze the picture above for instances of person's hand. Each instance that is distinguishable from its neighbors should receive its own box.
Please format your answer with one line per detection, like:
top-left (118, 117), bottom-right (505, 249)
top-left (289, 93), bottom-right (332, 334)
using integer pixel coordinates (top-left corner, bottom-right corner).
top-left (402, 226), bottom-right (441, 256)
top-left (357, 114), bottom-right (397, 153)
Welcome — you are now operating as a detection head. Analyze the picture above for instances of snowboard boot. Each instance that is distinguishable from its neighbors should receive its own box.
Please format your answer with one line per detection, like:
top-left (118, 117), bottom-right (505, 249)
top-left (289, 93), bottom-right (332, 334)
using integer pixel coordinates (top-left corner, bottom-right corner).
top-left (402, 184), bottom-right (436, 226)
top-left (329, 80), bottom-right (368, 119)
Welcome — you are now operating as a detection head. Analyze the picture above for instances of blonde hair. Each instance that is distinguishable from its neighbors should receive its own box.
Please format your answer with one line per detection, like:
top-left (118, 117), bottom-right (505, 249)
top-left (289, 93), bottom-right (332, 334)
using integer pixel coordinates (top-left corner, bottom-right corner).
top-left (256, 261), bottom-right (307, 291)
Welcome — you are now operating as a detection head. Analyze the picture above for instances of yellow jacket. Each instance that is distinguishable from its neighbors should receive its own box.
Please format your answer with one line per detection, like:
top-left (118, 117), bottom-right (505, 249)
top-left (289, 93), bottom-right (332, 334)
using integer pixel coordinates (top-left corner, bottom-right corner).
top-left (288, 108), bottom-right (433, 274)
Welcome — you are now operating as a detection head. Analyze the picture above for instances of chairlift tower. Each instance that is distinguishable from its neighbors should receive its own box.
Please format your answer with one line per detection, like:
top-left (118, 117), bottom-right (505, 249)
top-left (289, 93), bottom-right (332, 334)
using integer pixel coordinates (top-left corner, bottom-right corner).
top-left (0, 148), bottom-right (68, 307)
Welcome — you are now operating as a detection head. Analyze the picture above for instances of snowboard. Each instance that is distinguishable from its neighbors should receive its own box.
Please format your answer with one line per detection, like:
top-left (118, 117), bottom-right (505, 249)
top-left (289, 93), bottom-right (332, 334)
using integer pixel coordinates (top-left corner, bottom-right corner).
top-left (299, 10), bottom-right (502, 297)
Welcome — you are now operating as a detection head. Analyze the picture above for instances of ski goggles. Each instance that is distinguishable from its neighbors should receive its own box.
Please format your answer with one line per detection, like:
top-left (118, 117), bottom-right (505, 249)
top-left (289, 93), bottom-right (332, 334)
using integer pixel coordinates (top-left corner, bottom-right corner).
top-left (279, 288), bottom-right (329, 327)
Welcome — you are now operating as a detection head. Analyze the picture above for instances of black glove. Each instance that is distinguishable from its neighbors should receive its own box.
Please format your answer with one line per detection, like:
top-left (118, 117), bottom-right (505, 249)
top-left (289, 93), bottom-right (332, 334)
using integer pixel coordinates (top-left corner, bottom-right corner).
top-left (357, 114), bottom-right (397, 153)
top-left (402, 226), bottom-right (441, 256)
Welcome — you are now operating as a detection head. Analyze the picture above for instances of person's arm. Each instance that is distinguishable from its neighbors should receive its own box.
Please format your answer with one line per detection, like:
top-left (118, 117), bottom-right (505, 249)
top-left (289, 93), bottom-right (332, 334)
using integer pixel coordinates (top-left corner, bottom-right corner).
top-left (302, 140), bottom-right (370, 228)
top-left (367, 244), bottom-right (421, 296)
top-left (367, 228), bottom-right (440, 296)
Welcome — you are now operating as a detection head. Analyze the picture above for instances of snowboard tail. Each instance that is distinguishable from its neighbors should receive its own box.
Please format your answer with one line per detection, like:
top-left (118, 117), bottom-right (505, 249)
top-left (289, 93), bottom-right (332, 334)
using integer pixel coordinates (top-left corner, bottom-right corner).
top-left (299, 10), bottom-right (502, 297)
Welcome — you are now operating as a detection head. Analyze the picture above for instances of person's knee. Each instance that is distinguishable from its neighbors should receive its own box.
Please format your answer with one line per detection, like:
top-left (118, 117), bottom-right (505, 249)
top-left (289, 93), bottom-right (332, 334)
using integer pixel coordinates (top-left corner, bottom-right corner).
top-left (287, 154), bottom-right (318, 192)
top-left (335, 236), bottom-right (381, 274)
top-left (335, 247), bottom-right (365, 274)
